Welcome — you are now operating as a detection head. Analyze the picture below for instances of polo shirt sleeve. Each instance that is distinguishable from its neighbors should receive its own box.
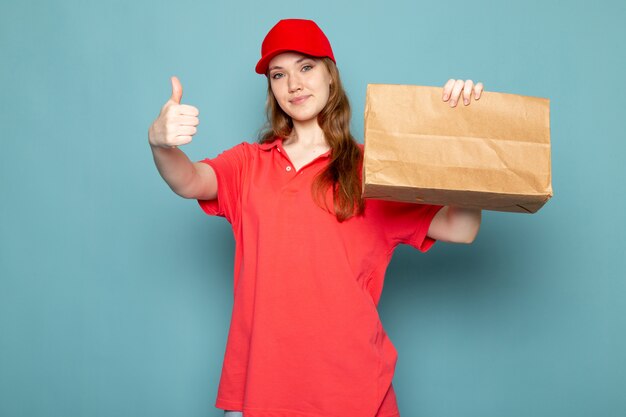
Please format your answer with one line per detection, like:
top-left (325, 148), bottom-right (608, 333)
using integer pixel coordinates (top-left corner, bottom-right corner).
top-left (195, 142), bottom-right (249, 224)
top-left (378, 200), bottom-right (444, 252)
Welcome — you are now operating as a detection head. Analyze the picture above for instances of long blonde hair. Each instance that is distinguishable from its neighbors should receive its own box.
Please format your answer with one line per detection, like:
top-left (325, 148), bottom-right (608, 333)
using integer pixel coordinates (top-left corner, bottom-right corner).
top-left (258, 57), bottom-right (364, 222)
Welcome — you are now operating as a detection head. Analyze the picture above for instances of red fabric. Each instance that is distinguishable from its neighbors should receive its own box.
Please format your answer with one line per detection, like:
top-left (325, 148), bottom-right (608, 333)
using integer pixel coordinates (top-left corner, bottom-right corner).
top-left (197, 138), bottom-right (443, 417)
top-left (255, 19), bottom-right (336, 75)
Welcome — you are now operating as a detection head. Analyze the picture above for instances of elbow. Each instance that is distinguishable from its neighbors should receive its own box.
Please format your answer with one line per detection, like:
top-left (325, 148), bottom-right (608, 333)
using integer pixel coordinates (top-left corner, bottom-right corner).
top-left (172, 181), bottom-right (199, 200)
top-left (461, 222), bottom-right (481, 244)
top-left (436, 206), bottom-right (482, 244)
top-left (462, 230), bottom-right (478, 244)
top-left (454, 212), bottom-right (481, 244)
top-left (174, 167), bottom-right (204, 200)
top-left (452, 230), bottom-right (478, 245)
top-left (441, 226), bottom-right (479, 244)
top-left (175, 189), bottom-right (194, 199)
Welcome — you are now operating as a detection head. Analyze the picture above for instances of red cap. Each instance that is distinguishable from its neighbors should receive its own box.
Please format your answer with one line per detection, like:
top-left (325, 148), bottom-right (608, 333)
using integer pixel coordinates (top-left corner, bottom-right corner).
top-left (255, 19), bottom-right (336, 75)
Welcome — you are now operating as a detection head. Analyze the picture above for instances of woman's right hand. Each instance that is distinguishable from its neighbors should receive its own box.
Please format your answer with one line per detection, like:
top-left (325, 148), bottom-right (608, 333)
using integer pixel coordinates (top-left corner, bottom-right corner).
top-left (148, 76), bottom-right (200, 148)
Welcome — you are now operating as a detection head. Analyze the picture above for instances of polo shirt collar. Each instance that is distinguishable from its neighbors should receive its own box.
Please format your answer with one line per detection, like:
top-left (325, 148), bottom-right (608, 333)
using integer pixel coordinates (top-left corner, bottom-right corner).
top-left (259, 137), bottom-right (282, 151)
top-left (259, 137), bottom-right (331, 158)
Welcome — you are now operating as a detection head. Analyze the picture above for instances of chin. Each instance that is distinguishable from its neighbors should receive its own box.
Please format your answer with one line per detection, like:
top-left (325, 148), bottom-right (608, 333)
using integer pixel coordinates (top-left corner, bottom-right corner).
top-left (291, 115), bottom-right (318, 124)
top-left (286, 109), bottom-right (317, 122)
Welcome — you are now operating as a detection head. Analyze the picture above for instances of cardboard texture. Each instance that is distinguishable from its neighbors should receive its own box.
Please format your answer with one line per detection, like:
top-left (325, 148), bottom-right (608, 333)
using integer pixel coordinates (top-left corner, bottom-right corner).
top-left (362, 84), bottom-right (552, 213)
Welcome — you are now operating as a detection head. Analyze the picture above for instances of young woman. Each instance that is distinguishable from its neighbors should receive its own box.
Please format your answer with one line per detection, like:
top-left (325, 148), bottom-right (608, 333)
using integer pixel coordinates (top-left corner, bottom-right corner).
top-left (149, 18), bottom-right (483, 417)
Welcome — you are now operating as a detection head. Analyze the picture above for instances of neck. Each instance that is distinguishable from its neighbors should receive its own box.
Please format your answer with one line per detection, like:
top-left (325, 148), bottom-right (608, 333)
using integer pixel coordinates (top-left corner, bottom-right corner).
top-left (285, 119), bottom-right (327, 148)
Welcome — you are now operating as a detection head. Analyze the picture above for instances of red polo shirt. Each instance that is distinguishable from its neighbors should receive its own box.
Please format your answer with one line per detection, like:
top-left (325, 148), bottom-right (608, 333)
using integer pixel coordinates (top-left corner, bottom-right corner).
top-left (196, 137), bottom-right (443, 417)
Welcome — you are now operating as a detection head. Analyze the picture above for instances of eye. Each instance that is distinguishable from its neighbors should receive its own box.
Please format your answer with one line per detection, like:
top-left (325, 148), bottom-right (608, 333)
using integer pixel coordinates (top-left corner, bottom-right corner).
top-left (302, 64), bottom-right (313, 72)
top-left (271, 72), bottom-right (284, 80)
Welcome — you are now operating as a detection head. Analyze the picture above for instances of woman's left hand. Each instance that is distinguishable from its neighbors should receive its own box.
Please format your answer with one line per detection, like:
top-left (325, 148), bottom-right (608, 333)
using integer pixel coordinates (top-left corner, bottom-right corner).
top-left (442, 79), bottom-right (484, 107)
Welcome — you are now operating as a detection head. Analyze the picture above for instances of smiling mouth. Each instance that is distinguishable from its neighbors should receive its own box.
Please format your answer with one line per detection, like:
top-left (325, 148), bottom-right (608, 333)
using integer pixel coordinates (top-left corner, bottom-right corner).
top-left (290, 95), bottom-right (310, 104)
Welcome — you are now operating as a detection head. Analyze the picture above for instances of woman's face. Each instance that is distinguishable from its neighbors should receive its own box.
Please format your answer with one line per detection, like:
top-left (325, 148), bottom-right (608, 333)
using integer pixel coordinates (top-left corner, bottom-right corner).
top-left (267, 52), bottom-right (332, 125)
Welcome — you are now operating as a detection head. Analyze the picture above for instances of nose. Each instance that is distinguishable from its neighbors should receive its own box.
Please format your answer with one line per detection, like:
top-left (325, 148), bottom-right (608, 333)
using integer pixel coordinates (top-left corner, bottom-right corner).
top-left (288, 72), bottom-right (302, 93)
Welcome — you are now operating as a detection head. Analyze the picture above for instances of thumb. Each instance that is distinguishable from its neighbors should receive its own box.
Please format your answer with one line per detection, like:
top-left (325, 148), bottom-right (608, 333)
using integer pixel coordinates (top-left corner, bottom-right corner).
top-left (170, 76), bottom-right (183, 104)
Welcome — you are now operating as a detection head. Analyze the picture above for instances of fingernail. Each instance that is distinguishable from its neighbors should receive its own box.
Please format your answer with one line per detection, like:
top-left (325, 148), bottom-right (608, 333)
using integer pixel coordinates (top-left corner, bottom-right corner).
top-left (443, 94), bottom-right (449, 101)
top-left (464, 99), bottom-right (469, 105)
top-left (450, 100), bottom-right (456, 107)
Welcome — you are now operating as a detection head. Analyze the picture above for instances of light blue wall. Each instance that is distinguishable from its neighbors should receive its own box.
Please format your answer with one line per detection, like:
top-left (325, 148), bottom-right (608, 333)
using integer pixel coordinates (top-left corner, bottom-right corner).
top-left (1, 1), bottom-right (624, 416)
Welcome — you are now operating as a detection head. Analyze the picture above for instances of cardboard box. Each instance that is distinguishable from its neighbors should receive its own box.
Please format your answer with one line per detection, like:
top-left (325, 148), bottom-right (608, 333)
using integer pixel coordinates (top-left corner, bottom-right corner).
top-left (362, 84), bottom-right (553, 213)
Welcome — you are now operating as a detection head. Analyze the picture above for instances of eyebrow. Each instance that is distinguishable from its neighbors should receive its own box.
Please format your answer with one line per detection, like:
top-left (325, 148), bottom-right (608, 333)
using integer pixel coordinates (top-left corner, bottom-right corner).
top-left (268, 57), bottom-right (314, 72)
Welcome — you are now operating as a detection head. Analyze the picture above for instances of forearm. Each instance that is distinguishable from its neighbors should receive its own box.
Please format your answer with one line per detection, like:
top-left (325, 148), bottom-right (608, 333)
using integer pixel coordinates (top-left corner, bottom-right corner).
top-left (445, 206), bottom-right (482, 243)
top-left (149, 142), bottom-right (198, 198)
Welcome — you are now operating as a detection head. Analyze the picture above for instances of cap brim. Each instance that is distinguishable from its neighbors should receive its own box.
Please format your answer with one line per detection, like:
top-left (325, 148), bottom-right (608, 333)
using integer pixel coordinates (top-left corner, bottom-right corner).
top-left (255, 48), bottom-right (329, 75)
top-left (255, 49), bottom-right (289, 75)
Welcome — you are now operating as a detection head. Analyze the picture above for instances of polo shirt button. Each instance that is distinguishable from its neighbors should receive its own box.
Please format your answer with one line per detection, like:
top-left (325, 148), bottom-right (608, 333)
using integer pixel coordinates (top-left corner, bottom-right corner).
top-left (286, 166), bottom-right (292, 172)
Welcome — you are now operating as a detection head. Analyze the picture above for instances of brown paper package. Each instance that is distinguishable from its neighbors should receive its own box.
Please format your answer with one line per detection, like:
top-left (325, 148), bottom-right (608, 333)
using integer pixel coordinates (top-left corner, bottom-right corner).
top-left (362, 84), bottom-right (553, 213)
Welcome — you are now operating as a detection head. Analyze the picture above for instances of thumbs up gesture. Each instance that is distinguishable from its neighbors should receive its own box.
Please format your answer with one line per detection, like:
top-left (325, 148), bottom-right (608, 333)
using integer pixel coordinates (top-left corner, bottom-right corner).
top-left (148, 76), bottom-right (200, 148)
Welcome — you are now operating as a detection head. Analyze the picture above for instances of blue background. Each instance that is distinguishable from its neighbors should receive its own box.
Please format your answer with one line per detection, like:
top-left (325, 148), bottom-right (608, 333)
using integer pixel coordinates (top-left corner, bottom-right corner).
top-left (1, 0), bottom-right (624, 416)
